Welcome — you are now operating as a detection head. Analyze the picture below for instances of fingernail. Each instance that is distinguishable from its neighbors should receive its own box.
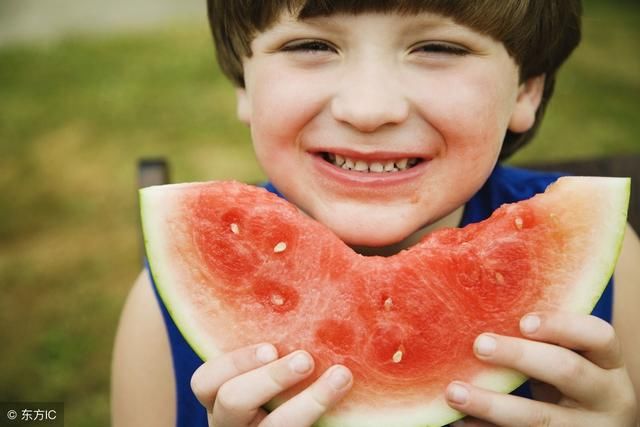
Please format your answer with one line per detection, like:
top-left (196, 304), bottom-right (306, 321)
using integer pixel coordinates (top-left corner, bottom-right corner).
top-left (256, 344), bottom-right (277, 364)
top-left (475, 334), bottom-right (496, 356)
top-left (447, 383), bottom-right (469, 405)
top-left (328, 366), bottom-right (351, 390)
top-left (289, 352), bottom-right (312, 374)
top-left (520, 314), bottom-right (540, 334)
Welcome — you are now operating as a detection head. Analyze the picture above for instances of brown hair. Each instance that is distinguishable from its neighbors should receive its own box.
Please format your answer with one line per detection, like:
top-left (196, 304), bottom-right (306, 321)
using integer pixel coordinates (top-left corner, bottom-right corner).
top-left (207, 0), bottom-right (582, 159)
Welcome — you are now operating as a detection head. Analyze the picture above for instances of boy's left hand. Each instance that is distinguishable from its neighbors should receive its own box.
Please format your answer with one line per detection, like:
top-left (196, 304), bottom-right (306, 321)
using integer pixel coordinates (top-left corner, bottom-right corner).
top-left (445, 311), bottom-right (638, 427)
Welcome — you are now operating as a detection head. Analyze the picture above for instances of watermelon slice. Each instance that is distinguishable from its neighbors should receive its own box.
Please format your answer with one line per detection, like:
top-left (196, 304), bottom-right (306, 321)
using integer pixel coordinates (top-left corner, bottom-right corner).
top-left (141, 176), bottom-right (629, 427)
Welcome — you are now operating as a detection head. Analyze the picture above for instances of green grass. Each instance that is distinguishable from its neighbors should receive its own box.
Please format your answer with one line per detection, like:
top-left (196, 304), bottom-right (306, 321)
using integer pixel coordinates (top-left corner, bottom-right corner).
top-left (0, 3), bottom-right (639, 426)
top-left (0, 24), bottom-right (263, 427)
top-left (510, 1), bottom-right (640, 162)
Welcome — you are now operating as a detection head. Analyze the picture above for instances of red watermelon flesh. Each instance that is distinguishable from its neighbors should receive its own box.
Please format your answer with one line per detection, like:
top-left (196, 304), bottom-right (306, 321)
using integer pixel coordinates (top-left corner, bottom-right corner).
top-left (141, 176), bottom-right (629, 427)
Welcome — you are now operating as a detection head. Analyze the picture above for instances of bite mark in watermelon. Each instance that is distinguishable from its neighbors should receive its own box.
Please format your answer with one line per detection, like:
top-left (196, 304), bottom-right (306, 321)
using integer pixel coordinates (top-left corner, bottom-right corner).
top-left (141, 176), bottom-right (630, 427)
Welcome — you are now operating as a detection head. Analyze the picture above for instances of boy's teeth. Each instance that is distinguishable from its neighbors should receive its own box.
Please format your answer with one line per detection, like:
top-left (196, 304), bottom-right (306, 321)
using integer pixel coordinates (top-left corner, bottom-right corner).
top-left (344, 158), bottom-right (355, 170)
top-left (325, 153), bottom-right (419, 173)
top-left (354, 160), bottom-right (368, 171)
top-left (370, 162), bottom-right (384, 173)
top-left (384, 161), bottom-right (395, 172)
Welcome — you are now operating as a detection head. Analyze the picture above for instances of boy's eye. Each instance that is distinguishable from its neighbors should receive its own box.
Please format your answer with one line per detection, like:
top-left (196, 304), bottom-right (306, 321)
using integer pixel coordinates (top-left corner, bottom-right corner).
top-left (281, 40), bottom-right (336, 54)
top-left (412, 42), bottom-right (469, 56)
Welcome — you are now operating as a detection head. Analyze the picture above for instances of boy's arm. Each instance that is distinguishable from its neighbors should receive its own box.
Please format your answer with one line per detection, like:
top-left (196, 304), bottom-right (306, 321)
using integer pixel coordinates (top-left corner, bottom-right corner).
top-left (614, 224), bottom-right (640, 408)
top-left (111, 270), bottom-right (176, 427)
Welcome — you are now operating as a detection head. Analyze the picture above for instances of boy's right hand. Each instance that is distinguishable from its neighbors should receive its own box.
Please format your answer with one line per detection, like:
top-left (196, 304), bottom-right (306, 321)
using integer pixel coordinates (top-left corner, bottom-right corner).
top-left (191, 343), bottom-right (353, 427)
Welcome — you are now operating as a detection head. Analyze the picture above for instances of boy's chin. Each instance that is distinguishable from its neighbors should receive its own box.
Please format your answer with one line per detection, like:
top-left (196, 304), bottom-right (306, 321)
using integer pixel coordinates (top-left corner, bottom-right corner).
top-left (302, 201), bottom-right (448, 250)
top-left (319, 216), bottom-right (419, 248)
top-left (343, 233), bottom-right (406, 248)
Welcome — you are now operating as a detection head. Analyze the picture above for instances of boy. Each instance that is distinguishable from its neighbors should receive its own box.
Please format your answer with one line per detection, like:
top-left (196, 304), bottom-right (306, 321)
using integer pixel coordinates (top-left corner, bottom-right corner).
top-left (112, 1), bottom-right (640, 426)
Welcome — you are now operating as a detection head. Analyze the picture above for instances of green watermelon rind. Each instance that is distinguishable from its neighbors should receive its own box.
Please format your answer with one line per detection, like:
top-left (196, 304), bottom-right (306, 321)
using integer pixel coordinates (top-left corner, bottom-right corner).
top-left (140, 177), bottom-right (630, 427)
top-left (140, 183), bottom-right (215, 363)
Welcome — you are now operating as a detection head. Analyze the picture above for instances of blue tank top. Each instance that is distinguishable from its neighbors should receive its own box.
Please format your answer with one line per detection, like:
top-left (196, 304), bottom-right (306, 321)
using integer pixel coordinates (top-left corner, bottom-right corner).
top-left (148, 164), bottom-right (614, 427)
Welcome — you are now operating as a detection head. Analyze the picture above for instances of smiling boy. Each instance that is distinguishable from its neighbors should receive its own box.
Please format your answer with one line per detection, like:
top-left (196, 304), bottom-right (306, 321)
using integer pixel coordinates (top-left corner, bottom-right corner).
top-left (239, 11), bottom-right (533, 247)
top-left (112, 2), bottom-right (640, 426)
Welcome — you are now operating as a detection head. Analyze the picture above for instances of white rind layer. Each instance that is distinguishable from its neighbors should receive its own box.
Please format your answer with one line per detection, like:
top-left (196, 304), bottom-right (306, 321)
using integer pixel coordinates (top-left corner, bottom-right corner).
top-left (140, 177), bottom-right (630, 427)
top-left (141, 182), bottom-right (224, 361)
top-left (546, 177), bottom-right (630, 313)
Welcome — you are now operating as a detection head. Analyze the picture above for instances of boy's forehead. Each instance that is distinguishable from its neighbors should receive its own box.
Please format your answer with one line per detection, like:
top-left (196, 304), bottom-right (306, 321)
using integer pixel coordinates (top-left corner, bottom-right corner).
top-left (274, 11), bottom-right (460, 31)
top-left (261, 1), bottom-right (530, 37)
top-left (266, 3), bottom-right (504, 38)
top-left (264, 8), bottom-right (484, 42)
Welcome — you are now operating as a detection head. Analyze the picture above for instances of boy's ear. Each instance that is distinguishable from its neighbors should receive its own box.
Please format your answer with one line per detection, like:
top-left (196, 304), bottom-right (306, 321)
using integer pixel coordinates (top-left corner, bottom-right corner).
top-left (236, 88), bottom-right (251, 125)
top-left (508, 75), bottom-right (545, 133)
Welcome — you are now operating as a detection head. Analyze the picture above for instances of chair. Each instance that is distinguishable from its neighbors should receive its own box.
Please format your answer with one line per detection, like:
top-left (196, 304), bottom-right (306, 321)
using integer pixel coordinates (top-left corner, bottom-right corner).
top-left (137, 158), bottom-right (171, 189)
top-left (137, 159), bottom-right (171, 263)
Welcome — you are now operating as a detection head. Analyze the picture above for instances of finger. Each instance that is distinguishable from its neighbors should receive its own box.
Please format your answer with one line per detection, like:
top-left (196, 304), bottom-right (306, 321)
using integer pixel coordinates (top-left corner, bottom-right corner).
top-left (191, 343), bottom-right (279, 409)
top-left (213, 350), bottom-right (316, 427)
top-left (446, 381), bottom-right (586, 427)
top-left (260, 365), bottom-right (353, 427)
top-left (519, 311), bottom-right (623, 369)
top-left (472, 333), bottom-right (606, 406)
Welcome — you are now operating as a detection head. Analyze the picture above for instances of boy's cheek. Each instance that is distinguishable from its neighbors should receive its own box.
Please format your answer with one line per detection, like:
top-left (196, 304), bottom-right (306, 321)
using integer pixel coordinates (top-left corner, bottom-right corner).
top-left (247, 63), bottom-right (331, 114)
top-left (250, 96), bottom-right (327, 148)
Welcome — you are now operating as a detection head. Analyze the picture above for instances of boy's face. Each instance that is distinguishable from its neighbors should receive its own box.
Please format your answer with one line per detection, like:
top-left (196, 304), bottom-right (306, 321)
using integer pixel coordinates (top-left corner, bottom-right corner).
top-left (237, 11), bottom-right (542, 247)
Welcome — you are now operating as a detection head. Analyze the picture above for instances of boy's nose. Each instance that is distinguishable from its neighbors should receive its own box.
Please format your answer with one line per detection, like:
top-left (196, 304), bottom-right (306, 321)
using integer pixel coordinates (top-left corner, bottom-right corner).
top-left (330, 65), bottom-right (410, 133)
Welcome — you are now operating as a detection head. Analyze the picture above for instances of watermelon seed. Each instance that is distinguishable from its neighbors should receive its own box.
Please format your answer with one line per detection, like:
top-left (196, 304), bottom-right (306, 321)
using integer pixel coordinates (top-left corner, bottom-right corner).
top-left (271, 293), bottom-right (285, 306)
top-left (273, 242), bottom-right (287, 253)
top-left (514, 217), bottom-right (524, 230)
top-left (392, 348), bottom-right (404, 363)
top-left (230, 223), bottom-right (240, 235)
top-left (495, 272), bottom-right (505, 285)
top-left (384, 297), bottom-right (393, 311)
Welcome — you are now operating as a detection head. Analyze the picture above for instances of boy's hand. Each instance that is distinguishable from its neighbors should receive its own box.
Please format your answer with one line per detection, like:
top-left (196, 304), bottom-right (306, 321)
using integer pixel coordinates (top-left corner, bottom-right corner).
top-left (191, 343), bottom-right (353, 427)
top-left (446, 311), bottom-right (638, 427)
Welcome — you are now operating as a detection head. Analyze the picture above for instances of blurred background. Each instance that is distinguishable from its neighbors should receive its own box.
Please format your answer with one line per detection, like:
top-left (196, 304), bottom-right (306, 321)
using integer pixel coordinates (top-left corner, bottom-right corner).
top-left (0, 1), bottom-right (638, 426)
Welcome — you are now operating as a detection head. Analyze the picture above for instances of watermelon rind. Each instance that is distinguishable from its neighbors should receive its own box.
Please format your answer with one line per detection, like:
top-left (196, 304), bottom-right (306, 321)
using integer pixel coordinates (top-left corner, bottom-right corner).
top-left (140, 176), bottom-right (630, 427)
top-left (140, 183), bottom-right (214, 362)
top-left (549, 178), bottom-right (630, 313)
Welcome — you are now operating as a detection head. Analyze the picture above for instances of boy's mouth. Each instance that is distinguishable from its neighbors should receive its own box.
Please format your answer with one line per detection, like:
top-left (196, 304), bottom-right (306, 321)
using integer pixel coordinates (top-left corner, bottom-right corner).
top-left (320, 152), bottom-right (422, 173)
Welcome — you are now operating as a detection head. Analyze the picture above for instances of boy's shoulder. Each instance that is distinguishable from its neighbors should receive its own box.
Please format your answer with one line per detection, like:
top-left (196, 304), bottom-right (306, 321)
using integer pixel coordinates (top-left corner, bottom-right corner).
top-left (490, 164), bottom-right (566, 199)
